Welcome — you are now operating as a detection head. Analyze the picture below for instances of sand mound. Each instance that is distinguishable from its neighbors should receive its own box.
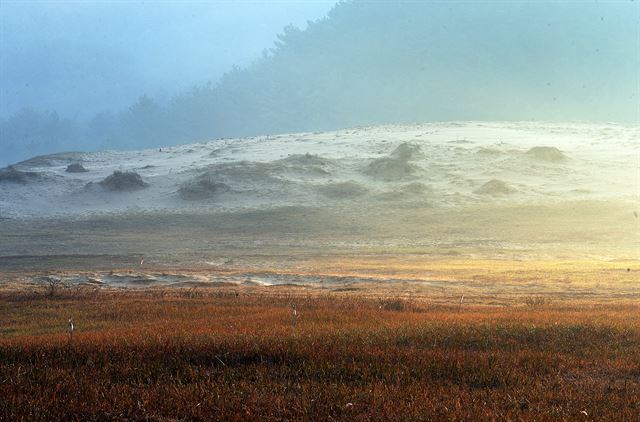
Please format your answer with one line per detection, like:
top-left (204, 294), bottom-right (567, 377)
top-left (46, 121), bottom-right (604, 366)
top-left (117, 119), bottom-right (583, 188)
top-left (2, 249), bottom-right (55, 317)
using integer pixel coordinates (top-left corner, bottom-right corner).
top-left (274, 153), bottom-right (334, 176)
top-left (208, 161), bottom-right (282, 184)
top-left (178, 174), bottom-right (230, 200)
top-left (476, 147), bottom-right (503, 156)
top-left (16, 152), bottom-right (84, 168)
top-left (364, 157), bottom-right (417, 181)
top-left (364, 142), bottom-right (422, 180)
top-left (474, 179), bottom-right (515, 195)
top-left (317, 181), bottom-right (368, 199)
top-left (280, 153), bottom-right (329, 166)
top-left (208, 148), bottom-right (224, 157)
top-left (0, 166), bottom-right (40, 184)
top-left (401, 182), bottom-right (430, 194)
top-left (525, 146), bottom-right (567, 162)
top-left (99, 171), bottom-right (148, 191)
top-left (390, 142), bottom-right (422, 161)
top-left (376, 182), bottom-right (431, 201)
top-left (66, 163), bottom-right (87, 173)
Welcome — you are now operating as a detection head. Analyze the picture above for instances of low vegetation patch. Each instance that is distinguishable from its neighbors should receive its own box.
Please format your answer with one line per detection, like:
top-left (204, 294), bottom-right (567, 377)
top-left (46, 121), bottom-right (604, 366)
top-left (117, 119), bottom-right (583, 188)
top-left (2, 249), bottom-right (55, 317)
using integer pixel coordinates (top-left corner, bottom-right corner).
top-left (0, 166), bottom-right (40, 184)
top-left (65, 163), bottom-right (88, 173)
top-left (525, 146), bottom-right (568, 162)
top-left (474, 179), bottom-right (516, 195)
top-left (178, 174), bottom-right (230, 200)
top-left (1, 292), bottom-right (638, 420)
top-left (99, 170), bottom-right (148, 191)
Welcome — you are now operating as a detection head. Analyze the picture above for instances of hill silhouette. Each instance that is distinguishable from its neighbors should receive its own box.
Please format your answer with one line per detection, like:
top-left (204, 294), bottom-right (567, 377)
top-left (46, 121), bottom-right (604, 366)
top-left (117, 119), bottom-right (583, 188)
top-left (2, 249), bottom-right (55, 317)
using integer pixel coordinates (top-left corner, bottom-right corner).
top-left (2, 1), bottom-right (637, 164)
top-left (199, 0), bottom-right (638, 137)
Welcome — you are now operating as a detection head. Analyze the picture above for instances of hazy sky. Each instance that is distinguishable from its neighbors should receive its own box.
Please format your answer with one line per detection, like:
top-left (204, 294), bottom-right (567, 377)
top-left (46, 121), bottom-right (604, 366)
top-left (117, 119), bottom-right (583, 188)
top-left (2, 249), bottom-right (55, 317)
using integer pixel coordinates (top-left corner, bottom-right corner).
top-left (0, 0), bottom-right (338, 118)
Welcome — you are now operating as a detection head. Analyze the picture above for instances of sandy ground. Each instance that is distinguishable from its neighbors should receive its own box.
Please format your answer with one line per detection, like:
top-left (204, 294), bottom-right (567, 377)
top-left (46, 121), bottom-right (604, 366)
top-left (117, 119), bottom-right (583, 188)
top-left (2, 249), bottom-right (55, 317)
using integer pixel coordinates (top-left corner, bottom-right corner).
top-left (0, 203), bottom-right (637, 305)
top-left (1, 122), bottom-right (638, 302)
top-left (1, 121), bottom-right (638, 217)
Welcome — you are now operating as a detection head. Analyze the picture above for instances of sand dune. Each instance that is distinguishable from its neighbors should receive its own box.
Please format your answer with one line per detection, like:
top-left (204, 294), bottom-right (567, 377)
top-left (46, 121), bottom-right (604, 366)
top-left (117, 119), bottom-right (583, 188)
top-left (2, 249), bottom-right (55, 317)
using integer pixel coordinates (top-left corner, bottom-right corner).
top-left (0, 121), bottom-right (637, 218)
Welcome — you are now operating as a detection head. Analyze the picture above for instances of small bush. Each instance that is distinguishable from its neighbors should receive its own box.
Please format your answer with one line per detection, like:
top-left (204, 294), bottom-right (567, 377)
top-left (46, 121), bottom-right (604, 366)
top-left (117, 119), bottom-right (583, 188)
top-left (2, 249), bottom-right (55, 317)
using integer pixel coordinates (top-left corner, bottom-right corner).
top-left (35, 275), bottom-right (67, 297)
top-left (99, 171), bottom-right (148, 191)
top-left (66, 163), bottom-right (88, 173)
top-left (178, 175), bottom-right (230, 200)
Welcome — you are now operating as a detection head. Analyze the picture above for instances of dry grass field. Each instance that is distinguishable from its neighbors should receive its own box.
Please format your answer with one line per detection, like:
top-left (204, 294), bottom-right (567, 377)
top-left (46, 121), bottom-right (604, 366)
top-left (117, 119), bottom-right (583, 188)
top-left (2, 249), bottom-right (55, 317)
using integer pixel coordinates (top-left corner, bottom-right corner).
top-left (1, 200), bottom-right (637, 420)
top-left (1, 285), bottom-right (639, 421)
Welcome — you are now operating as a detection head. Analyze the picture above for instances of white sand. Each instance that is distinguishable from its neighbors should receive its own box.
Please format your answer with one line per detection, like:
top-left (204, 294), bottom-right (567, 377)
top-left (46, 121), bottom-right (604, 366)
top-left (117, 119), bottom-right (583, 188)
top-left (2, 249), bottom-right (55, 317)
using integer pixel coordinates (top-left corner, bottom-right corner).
top-left (1, 121), bottom-right (638, 218)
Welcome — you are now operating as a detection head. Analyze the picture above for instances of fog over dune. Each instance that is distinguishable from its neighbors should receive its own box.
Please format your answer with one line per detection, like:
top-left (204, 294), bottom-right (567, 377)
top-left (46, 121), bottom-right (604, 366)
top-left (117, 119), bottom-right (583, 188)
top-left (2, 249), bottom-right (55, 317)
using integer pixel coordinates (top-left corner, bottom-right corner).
top-left (1, 1), bottom-right (638, 165)
top-left (1, 121), bottom-right (637, 218)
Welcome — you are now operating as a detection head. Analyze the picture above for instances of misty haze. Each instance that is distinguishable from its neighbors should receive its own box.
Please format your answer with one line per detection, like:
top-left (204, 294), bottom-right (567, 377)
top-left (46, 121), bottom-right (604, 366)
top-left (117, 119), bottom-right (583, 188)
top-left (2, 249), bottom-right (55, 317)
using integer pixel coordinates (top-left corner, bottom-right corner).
top-left (1, 1), bottom-right (639, 420)
top-left (1, 1), bottom-right (638, 164)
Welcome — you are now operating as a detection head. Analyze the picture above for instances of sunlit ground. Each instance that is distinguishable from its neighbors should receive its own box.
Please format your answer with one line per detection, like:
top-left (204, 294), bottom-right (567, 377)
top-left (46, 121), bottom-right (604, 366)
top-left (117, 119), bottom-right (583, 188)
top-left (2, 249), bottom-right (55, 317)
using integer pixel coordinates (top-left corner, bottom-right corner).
top-left (1, 187), bottom-right (637, 419)
top-left (2, 290), bottom-right (639, 420)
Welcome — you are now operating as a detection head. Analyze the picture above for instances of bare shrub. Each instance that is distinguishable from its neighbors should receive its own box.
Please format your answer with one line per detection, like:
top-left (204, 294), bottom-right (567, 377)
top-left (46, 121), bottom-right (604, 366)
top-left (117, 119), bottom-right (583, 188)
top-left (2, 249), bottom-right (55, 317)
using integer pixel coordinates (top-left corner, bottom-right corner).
top-left (36, 276), bottom-right (67, 297)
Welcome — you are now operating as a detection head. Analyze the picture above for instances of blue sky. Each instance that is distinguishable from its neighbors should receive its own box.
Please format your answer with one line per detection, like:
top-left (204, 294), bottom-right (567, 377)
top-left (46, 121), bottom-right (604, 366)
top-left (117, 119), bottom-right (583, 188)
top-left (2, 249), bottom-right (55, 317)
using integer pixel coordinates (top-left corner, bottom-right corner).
top-left (0, 1), bottom-right (338, 118)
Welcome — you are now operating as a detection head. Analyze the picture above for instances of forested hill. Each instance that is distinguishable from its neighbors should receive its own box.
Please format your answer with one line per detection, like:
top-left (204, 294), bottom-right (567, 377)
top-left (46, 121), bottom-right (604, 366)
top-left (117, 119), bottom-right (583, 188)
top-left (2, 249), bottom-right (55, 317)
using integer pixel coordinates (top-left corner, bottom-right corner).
top-left (209, 0), bottom-right (637, 134)
top-left (2, 1), bottom-right (637, 164)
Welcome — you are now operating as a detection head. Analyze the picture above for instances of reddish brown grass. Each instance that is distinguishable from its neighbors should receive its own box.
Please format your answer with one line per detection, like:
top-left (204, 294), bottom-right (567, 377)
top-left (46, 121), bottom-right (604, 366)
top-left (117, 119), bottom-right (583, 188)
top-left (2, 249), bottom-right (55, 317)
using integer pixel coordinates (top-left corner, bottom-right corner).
top-left (1, 290), bottom-right (639, 420)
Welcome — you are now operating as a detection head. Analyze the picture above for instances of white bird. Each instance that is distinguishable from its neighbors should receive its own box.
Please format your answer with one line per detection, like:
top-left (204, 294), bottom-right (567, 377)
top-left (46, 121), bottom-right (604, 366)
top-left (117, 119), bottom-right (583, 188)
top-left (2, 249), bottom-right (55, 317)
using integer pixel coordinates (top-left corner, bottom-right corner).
top-left (291, 304), bottom-right (298, 334)
top-left (68, 318), bottom-right (74, 341)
